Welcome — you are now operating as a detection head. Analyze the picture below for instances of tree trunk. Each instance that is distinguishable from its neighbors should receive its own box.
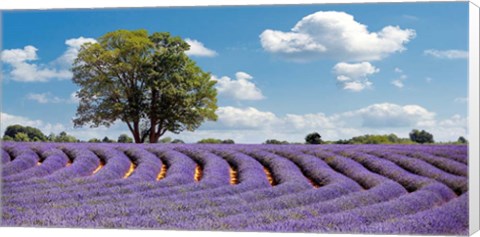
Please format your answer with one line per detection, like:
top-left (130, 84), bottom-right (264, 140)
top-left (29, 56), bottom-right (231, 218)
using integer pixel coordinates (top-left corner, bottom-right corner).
top-left (133, 121), bottom-right (141, 143)
top-left (149, 88), bottom-right (158, 143)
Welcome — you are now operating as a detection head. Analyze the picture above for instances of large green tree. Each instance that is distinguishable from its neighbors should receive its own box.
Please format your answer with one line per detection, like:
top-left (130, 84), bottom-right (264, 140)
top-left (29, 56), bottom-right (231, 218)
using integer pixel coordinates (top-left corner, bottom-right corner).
top-left (72, 29), bottom-right (218, 143)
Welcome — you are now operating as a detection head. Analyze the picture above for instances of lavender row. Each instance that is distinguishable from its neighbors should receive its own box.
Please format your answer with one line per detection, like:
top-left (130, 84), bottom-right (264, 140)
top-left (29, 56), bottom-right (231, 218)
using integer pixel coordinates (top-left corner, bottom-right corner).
top-left (2, 148), bottom-right (70, 183)
top-left (360, 148), bottom-right (468, 194)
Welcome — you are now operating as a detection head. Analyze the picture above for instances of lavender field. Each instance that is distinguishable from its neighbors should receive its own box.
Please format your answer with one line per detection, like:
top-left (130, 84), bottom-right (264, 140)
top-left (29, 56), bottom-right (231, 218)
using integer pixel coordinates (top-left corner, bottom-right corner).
top-left (0, 142), bottom-right (468, 235)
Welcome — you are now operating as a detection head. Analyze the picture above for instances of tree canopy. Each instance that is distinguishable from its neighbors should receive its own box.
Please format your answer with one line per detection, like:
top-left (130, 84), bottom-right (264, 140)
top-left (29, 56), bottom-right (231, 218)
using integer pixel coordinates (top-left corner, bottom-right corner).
top-left (72, 29), bottom-right (218, 143)
top-left (409, 129), bottom-right (434, 144)
top-left (3, 124), bottom-right (47, 142)
top-left (305, 132), bottom-right (323, 144)
top-left (117, 134), bottom-right (133, 143)
top-left (347, 133), bottom-right (413, 144)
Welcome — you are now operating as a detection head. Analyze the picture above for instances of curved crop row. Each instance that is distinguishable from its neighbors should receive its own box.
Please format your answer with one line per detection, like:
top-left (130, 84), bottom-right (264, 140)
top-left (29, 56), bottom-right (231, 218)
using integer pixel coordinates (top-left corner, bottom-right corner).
top-left (0, 142), bottom-right (468, 235)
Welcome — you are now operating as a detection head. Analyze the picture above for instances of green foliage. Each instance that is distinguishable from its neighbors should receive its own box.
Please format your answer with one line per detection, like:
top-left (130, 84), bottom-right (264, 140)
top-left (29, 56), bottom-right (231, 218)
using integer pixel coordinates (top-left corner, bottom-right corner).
top-left (88, 138), bottom-right (101, 143)
top-left (221, 139), bottom-right (235, 144)
top-left (102, 136), bottom-right (114, 143)
top-left (457, 136), bottom-right (468, 144)
top-left (349, 134), bottom-right (412, 144)
top-left (72, 29), bottom-right (218, 143)
top-left (14, 132), bottom-right (30, 142)
top-left (171, 139), bottom-right (185, 144)
top-left (305, 132), bottom-right (323, 144)
top-left (159, 137), bottom-right (173, 143)
top-left (2, 135), bottom-right (14, 141)
top-left (54, 132), bottom-right (78, 143)
top-left (4, 124), bottom-right (47, 142)
top-left (197, 138), bottom-right (222, 144)
top-left (333, 139), bottom-right (350, 144)
top-left (409, 129), bottom-right (434, 144)
top-left (264, 139), bottom-right (289, 145)
top-left (117, 134), bottom-right (133, 143)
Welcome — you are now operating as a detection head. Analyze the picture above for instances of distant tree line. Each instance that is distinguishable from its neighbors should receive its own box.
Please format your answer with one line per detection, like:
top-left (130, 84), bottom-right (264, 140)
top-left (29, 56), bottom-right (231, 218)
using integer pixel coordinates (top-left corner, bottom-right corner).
top-left (0, 124), bottom-right (187, 144)
top-left (262, 130), bottom-right (467, 145)
top-left (1, 125), bottom-right (468, 145)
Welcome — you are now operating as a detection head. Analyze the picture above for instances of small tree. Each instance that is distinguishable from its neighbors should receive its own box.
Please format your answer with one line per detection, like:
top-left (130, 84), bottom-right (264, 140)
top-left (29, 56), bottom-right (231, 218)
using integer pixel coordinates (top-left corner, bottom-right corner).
top-left (117, 134), bottom-right (133, 143)
top-left (55, 132), bottom-right (78, 143)
top-left (171, 139), bottom-right (185, 144)
top-left (305, 132), bottom-right (323, 144)
top-left (197, 138), bottom-right (222, 144)
top-left (222, 139), bottom-right (235, 144)
top-left (457, 136), bottom-right (468, 144)
top-left (88, 138), bottom-right (101, 143)
top-left (102, 136), bottom-right (114, 143)
top-left (264, 139), bottom-right (289, 145)
top-left (409, 129), bottom-right (434, 144)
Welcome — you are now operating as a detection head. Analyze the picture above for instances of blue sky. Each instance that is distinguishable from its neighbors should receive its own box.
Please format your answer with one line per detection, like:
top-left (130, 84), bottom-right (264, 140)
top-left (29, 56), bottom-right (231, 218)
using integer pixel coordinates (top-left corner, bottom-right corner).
top-left (1, 2), bottom-right (469, 143)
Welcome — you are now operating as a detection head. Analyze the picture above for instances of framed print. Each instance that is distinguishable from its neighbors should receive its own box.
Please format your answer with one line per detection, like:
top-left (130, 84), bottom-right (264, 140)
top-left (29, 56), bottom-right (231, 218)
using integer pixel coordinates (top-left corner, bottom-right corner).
top-left (1, 0), bottom-right (479, 236)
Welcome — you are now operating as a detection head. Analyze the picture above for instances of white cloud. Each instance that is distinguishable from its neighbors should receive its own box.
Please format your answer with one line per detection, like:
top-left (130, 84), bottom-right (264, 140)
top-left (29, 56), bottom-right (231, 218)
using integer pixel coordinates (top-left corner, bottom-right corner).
top-left (193, 103), bottom-right (464, 143)
top-left (1, 46), bottom-right (72, 82)
top-left (212, 72), bottom-right (265, 100)
top-left (283, 113), bottom-right (337, 130)
top-left (27, 93), bottom-right (63, 104)
top-left (0, 112), bottom-right (66, 136)
top-left (391, 74), bottom-right (407, 88)
top-left (185, 38), bottom-right (217, 57)
top-left (26, 91), bottom-right (80, 104)
top-left (391, 80), bottom-right (404, 88)
top-left (55, 37), bottom-right (97, 67)
top-left (394, 67), bottom-right (403, 73)
top-left (1, 102), bottom-right (467, 143)
top-left (454, 97), bottom-right (468, 103)
top-left (332, 62), bottom-right (379, 91)
top-left (215, 106), bottom-right (279, 129)
top-left (1, 36), bottom-right (96, 82)
top-left (260, 11), bottom-right (415, 62)
top-left (425, 77), bottom-right (433, 83)
top-left (343, 103), bottom-right (436, 128)
top-left (424, 49), bottom-right (468, 59)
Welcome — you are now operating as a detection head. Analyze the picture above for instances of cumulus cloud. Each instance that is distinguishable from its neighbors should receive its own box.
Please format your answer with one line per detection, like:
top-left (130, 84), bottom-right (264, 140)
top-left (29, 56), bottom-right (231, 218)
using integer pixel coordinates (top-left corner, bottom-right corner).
top-left (193, 103), bottom-right (465, 143)
top-left (27, 93), bottom-right (63, 104)
top-left (1, 46), bottom-right (72, 82)
top-left (1, 102), bottom-right (467, 143)
top-left (54, 37), bottom-right (97, 67)
top-left (215, 106), bottom-right (279, 129)
top-left (260, 11), bottom-right (415, 62)
top-left (332, 62), bottom-right (379, 91)
top-left (185, 38), bottom-right (217, 57)
top-left (283, 113), bottom-right (337, 131)
top-left (1, 36), bottom-right (96, 82)
top-left (26, 91), bottom-right (80, 104)
top-left (212, 72), bottom-right (265, 100)
top-left (0, 112), bottom-right (65, 136)
top-left (424, 49), bottom-right (468, 59)
top-left (343, 103), bottom-right (436, 128)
